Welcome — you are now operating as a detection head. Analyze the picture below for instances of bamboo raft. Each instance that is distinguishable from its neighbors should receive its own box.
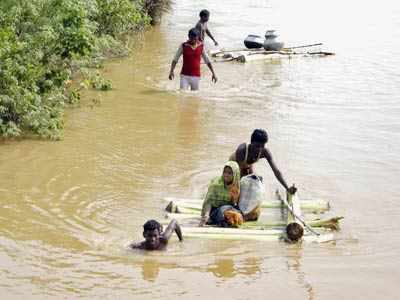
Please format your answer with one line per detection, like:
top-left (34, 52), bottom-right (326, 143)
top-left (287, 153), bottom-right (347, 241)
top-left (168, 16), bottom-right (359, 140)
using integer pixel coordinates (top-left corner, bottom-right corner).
top-left (208, 43), bottom-right (335, 63)
top-left (164, 191), bottom-right (343, 243)
top-left (164, 196), bottom-right (330, 213)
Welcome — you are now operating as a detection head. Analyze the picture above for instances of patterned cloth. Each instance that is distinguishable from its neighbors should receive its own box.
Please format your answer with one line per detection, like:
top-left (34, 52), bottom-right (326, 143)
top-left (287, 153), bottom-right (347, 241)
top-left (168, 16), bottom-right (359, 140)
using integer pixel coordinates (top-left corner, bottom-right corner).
top-left (209, 205), bottom-right (242, 226)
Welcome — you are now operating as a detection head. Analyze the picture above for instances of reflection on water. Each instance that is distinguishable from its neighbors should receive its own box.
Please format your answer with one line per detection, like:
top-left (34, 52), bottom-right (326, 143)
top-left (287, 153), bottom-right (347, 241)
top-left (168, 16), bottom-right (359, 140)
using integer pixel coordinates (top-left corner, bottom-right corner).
top-left (135, 255), bottom-right (263, 283)
top-left (287, 248), bottom-right (315, 300)
top-left (141, 259), bottom-right (163, 282)
top-left (1, 0), bottom-right (400, 298)
top-left (208, 257), bottom-right (262, 279)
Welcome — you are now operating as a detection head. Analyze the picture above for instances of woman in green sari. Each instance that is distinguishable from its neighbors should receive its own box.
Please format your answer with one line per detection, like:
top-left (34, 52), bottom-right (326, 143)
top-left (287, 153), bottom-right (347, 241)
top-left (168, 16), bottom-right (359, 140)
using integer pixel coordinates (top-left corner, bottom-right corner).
top-left (200, 161), bottom-right (242, 227)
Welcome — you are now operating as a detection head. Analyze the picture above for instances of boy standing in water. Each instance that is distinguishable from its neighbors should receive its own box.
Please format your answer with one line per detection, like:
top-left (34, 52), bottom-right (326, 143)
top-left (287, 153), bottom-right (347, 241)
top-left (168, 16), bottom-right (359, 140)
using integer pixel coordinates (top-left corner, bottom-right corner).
top-left (169, 28), bottom-right (217, 90)
top-left (130, 219), bottom-right (183, 250)
top-left (229, 129), bottom-right (297, 195)
top-left (195, 9), bottom-right (218, 46)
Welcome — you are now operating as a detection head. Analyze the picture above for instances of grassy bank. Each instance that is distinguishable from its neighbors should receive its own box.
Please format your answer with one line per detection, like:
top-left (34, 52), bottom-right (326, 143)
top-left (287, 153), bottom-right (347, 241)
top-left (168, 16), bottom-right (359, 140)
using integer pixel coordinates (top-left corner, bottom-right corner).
top-left (0, 0), bottom-right (170, 139)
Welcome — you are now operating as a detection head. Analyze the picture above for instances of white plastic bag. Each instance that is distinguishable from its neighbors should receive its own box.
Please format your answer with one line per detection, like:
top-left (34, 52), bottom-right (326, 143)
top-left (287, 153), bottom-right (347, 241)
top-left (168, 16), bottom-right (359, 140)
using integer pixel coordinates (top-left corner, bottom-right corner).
top-left (238, 175), bottom-right (265, 214)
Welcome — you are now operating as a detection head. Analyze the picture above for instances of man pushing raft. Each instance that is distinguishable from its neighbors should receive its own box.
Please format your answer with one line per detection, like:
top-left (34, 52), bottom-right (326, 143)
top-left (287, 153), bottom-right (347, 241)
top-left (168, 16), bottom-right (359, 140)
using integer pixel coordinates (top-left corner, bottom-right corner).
top-left (229, 129), bottom-right (297, 194)
top-left (199, 129), bottom-right (297, 227)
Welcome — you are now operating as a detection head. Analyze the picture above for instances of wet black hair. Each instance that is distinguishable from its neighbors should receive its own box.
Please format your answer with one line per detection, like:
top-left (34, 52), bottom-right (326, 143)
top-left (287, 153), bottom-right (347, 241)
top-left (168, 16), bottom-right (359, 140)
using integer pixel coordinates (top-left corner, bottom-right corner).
top-left (188, 28), bottom-right (200, 38)
top-left (199, 9), bottom-right (210, 18)
top-left (143, 220), bottom-right (162, 233)
top-left (251, 129), bottom-right (268, 144)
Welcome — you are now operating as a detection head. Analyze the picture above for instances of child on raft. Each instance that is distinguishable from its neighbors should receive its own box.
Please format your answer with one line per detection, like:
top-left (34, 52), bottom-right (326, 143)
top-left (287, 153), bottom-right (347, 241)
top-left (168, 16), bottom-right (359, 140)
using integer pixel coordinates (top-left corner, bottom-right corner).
top-left (130, 219), bottom-right (183, 250)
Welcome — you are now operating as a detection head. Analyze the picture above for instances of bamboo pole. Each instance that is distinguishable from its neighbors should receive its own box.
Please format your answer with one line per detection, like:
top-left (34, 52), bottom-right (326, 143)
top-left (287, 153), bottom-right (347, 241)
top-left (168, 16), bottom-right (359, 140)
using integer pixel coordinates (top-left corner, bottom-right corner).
top-left (165, 213), bottom-right (343, 230)
top-left (209, 48), bottom-right (264, 57)
top-left (236, 53), bottom-right (286, 63)
top-left (235, 50), bottom-right (334, 63)
top-left (164, 197), bottom-right (330, 212)
top-left (181, 226), bottom-right (284, 236)
top-left (182, 231), bottom-right (334, 243)
top-left (285, 43), bottom-right (323, 50)
top-left (241, 217), bottom-right (343, 230)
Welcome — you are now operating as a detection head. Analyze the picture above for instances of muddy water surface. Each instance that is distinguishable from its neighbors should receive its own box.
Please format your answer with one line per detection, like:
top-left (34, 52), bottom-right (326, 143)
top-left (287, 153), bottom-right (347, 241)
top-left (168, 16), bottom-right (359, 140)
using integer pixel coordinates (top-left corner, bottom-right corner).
top-left (1, 0), bottom-right (400, 299)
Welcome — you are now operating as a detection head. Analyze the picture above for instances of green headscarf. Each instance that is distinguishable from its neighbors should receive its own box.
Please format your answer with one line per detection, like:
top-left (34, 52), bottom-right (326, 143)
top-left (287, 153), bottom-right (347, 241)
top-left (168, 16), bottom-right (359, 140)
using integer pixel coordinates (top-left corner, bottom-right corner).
top-left (203, 161), bottom-right (241, 209)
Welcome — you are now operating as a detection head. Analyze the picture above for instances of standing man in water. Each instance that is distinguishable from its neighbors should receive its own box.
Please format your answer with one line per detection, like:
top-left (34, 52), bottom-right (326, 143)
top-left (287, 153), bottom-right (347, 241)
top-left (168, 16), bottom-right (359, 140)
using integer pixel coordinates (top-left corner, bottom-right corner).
top-left (195, 9), bottom-right (218, 46)
top-left (229, 129), bottom-right (297, 194)
top-left (169, 28), bottom-right (217, 91)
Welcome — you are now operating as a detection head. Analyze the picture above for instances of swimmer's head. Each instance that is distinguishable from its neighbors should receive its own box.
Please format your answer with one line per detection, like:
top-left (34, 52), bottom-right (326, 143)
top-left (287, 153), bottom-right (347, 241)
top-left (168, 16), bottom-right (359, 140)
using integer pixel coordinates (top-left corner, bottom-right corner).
top-left (143, 220), bottom-right (163, 250)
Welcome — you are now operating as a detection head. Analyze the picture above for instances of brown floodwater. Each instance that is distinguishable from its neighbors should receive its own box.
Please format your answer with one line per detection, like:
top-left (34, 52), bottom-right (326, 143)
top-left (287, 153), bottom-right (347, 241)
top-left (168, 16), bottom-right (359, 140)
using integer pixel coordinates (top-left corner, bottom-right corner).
top-left (1, 0), bottom-right (400, 299)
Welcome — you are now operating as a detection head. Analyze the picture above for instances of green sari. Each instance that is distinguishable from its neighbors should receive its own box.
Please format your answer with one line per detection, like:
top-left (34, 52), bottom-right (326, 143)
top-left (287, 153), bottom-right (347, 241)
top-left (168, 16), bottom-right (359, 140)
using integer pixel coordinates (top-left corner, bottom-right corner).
top-left (201, 161), bottom-right (241, 217)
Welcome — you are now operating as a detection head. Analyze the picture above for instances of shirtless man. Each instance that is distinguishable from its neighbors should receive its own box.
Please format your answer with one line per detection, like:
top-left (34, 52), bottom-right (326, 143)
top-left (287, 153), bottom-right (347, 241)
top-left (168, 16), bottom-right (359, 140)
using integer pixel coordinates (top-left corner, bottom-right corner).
top-left (195, 9), bottom-right (218, 46)
top-left (130, 219), bottom-right (183, 250)
top-left (229, 129), bottom-right (297, 194)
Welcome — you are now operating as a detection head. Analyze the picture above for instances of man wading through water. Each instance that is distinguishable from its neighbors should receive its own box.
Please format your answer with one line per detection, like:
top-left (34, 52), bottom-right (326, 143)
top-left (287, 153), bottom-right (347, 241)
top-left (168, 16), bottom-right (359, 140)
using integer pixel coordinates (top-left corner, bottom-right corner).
top-left (229, 129), bottom-right (297, 195)
top-left (169, 28), bottom-right (217, 91)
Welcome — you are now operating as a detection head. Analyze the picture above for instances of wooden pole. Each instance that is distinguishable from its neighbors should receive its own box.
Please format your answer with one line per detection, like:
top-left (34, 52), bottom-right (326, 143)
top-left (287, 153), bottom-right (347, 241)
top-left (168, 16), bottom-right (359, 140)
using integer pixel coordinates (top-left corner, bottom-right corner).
top-left (164, 197), bottom-right (330, 212)
top-left (165, 213), bottom-right (343, 230)
top-left (284, 43), bottom-right (323, 50)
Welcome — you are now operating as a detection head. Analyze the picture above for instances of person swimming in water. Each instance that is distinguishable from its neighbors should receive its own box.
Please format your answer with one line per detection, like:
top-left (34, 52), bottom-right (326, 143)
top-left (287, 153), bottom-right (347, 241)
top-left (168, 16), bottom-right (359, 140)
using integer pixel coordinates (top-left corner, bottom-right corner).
top-left (130, 219), bottom-right (183, 250)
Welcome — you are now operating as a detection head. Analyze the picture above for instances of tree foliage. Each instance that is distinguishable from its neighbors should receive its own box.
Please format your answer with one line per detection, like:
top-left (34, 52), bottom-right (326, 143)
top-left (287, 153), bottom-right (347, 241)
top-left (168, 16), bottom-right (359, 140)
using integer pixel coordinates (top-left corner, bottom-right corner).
top-left (0, 0), bottom-right (162, 139)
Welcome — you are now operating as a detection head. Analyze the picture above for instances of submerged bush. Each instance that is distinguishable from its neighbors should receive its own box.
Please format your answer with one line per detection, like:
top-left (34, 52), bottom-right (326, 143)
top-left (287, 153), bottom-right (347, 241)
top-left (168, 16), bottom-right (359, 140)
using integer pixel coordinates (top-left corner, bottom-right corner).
top-left (143, 0), bottom-right (172, 25)
top-left (0, 0), bottom-right (165, 139)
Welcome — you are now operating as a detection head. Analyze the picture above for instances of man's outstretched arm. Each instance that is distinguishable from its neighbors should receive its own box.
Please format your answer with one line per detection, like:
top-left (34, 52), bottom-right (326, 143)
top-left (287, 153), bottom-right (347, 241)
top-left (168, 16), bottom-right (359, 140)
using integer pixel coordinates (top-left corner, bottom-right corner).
top-left (162, 219), bottom-right (183, 242)
top-left (264, 148), bottom-right (296, 194)
top-left (206, 29), bottom-right (218, 45)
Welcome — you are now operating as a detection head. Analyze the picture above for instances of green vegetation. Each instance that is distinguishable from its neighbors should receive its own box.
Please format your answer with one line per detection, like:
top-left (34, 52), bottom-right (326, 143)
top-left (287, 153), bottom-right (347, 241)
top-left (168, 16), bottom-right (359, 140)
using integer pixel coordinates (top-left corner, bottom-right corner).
top-left (0, 0), bottom-right (170, 139)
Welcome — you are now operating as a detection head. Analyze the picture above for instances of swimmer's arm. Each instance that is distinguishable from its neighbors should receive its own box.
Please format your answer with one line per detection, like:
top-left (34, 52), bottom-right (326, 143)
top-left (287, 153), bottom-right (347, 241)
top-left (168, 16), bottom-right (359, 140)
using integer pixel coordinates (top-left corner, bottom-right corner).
top-left (129, 241), bottom-right (145, 249)
top-left (162, 219), bottom-right (183, 242)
